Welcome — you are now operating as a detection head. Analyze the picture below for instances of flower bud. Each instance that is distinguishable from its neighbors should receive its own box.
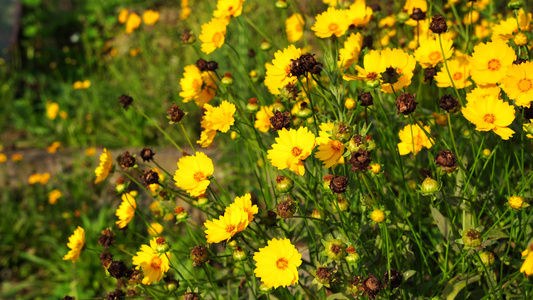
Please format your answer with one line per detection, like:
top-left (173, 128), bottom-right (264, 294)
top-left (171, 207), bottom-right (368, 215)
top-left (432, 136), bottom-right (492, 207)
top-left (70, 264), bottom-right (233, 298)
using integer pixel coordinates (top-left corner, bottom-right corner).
top-left (507, 0), bottom-right (523, 10)
top-left (311, 208), bottom-right (322, 219)
top-left (272, 101), bottom-right (286, 113)
top-left (295, 102), bottom-right (313, 118)
top-left (246, 98), bottom-right (259, 113)
top-left (228, 240), bottom-right (238, 248)
top-left (164, 277), bottom-right (179, 292)
top-left (332, 196), bottom-right (349, 212)
top-left (508, 195), bottom-right (524, 210)
top-left (276, 199), bottom-right (297, 218)
top-left (479, 252), bottom-right (495, 267)
top-left (370, 163), bottom-right (381, 174)
top-left (345, 246), bottom-right (360, 264)
top-left (221, 73), bottom-right (233, 85)
top-left (482, 149), bottom-right (491, 158)
top-left (233, 246), bottom-right (247, 261)
top-left (155, 237), bottom-right (170, 253)
top-left (344, 98), bottom-right (356, 110)
top-left (324, 238), bottom-right (347, 260)
top-left (276, 175), bottom-right (294, 193)
top-left (514, 32), bottom-right (528, 46)
top-left (175, 206), bottom-right (189, 222)
top-left (420, 177), bottom-right (439, 195)
top-left (366, 79), bottom-right (380, 88)
top-left (347, 135), bottom-right (366, 152)
top-left (332, 121), bottom-right (353, 143)
top-left (259, 283), bottom-right (273, 294)
top-left (462, 229), bottom-right (482, 247)
top-left (230, 131), bottom-right (238, 140)
top-left (260, 40), bottom-right (271, 51)
top-left (371, 209), bottom-right (385, 223)
top-left (397, 11), bottom-right (410, 23)
top-left (116, 177), bottom-right (126, 194)
top-left (275, 0), bottom-right (288, 9)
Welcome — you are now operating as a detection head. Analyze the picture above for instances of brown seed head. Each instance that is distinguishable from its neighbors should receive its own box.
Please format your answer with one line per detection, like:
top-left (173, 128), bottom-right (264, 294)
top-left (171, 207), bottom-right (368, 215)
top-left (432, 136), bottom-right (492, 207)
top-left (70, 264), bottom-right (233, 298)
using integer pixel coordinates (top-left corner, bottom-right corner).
top-left (105, 289), bottom-right (125, 300)
top-left (331, 243), bottom-right (342, 254)
top-left (514, 58), bottom-right (527, 65)
top-left (190, 244), bottom-right (210, 267)
top-left (270, 111), bottom-right (291, 131)
top-left (434, 150), bottom-right (458, 168)
top-left (276, 199), bottom-right (297, 218)
top-left (141, 170), bottom-right (159, 186)
top-left (140, 148), bottom-right (155, 162)
top-left (168, 102), bottom-right (185, 123)
top-left (410, 7), bottom-right (426, 21)
top-left (99, 252), bottom-right (113, 268)
top-left (358, 92), bottom-right (373, 106)
top-left (349, 149), bottom-right (372, 172)
top-left (108, 260), bottom-right (128, 279)
top-left (424, 67), bottom-right (438, 84)
top-left (383, 269), bottom-right (403, 290)
top-left (120, 151), bottom-right (136, 168)
top-left (206, 61), bottom-right (218, 71)
top-left (330, 176), bottom-right (349, 193)
top-left (183, 292), bottom-right (199, 300)
top-left (98, 229), bottom-right (115, 249)
top-left (196, 59), bottom-right (208, 71)
top-left (316, 266), bottom-right (333, 281)
top-left (395, 92), bottom-right (418, 115)
top-left (118, 94), bottom-right (133, 110)
top-left (363, 274), bottom-right (383, 299)
top-left (438, 95), bottom-right (459, 112)
top-left (430, 14), bottom-right (447, 34)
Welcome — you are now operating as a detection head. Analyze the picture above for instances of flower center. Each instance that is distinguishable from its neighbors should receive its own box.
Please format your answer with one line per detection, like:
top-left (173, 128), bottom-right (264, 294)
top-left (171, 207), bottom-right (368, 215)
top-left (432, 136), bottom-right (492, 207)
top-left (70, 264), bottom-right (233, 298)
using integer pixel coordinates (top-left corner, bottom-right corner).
top-left (212, 32), bottom-right (223, 44)
top-left (483, 114), bottom-right (495, 124)
top-left (291, 147), bottom-right (303, 157)
top-left (276, 258), bottom-right (289, 270)
top-left (228, 6), bottom-right (233, 12)
top-left (225, 224), bottom-right (236, 232)
top-left (518, 78), bottom-right (532, 92)
top-left (453, 72), bottom-right (463, 81)
top-left (331, 140), bottom-right (343, 151)
top-left (192, 79), bottom-right (202, 89)
top-left (328, 23), bottom-right (339, 32)
top-left (193, 171), bottom-right (206, 182)
top-left (295, 24), bottom-right (302, 32)
top-left (366, 72), bottom-right (377, 80)
top-left (487, 59), bottom-right (501, 71)
top-left (150, 257), bottom-right (162, 269)
top-left (429, 51), bottom-right (441, 62)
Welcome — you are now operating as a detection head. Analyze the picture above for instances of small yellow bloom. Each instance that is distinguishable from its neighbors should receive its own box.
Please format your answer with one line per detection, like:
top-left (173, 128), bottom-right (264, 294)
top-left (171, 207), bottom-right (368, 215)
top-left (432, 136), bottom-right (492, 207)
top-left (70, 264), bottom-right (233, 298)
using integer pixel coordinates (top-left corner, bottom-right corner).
top-left (73, 80), bottom-right (91, 90)
top-left (371, 209), bottom-right (385, 223)
top-left (0, 153), bottom-right (6, 163)
top-left (118, 9), bottom-right (129, 24)
top-left (338, 32), bottom-right (363, 69)
top-left (28, 173), bottom-right (42, 185)
top-left (179, 65), bottom-right (218, 107)
top-left (11, 153), bottom-right (23, 162)
top-left (508, 195), bottom-right (524, 210)
top-left (62, 226), bottom-right (85, 263)
top-left (312, 7), bottom-right (350, 38)
top-left (199, 17), bottom-right (229, 54)
top-left (173, 152), bottom-right (214, 197)
top-left (142, 10), bottom-right (159, 25)
top-left (201, 100), bottom-right (236, 133)
top-left (213, 0), bottom-right (244, 18)
top-left (132, 238), bottom-right (171, 284)
top-left (85, 147), bottom-right (96, 156)
top-left (94, 148), bottom-right (113, 184)
top-left (46, 101), bottom-right (59, 120)
top-left (346, 0), bottom-right (373, 28)
top-left (414, 37), bottom-right (454, 68)
top-left (125, 13), bottom-right (141, 34)
top-left (116, 193), bottom-right (137, 228)
top-left (435, 59), bottom-right (472, 89)
top-left (59, 110), bottom-right (68, 119)
top-left (462, 95), bottom-right (515, 140)
top-left (197, 129), bottom-right (217, 148)
top-left (470, 39), bottom-right (516, 85)
top-left (253, 238), bottom-right (302, 288)
top-left (397, 123), bottom-right (434, 155)
top-left (267, 127), bottom-right (316, 176)
top-left (148, 222), bottom-right (164, 236)
top-left (40, 172), bottom-right (50, 184)
top-left (286, 14), bottom-right (304, 43)
top-left (501, 61), bottom-right (533, 107)
top-left (205, 205), bottom-right (248, 243)
top-left (344, 98), bottom-right (356, 110)
top-left (254, 105), bottom-right (274, 132)
top-left (47, 141), bottom-right (62, 153)
top-left (48, 189), bottom-right (62, 205)
top-left (521, 243), bottom-right (533, 276)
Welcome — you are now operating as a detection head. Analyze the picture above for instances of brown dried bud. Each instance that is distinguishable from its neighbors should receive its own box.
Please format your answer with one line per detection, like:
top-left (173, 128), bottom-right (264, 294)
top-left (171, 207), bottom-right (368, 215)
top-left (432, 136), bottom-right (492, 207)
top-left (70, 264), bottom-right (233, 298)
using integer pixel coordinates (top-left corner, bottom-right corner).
top-left (276, 199), bottom-right (297, 218)
top-left (248, 48), bottom-right (256, 58)
top-left (206, 61), bottom-right (218, 71)
top-left (140, 148), bottom-right (155, 162)
top-left (120, 151), bottom-right (136, 168)
top-left (190, 244), bottom-right (210, 267)
top-left (358, 92), bottom-right (373, 106)
top-left (290, 53), bottom-right (321, 77)
top-left (381, 67), bottom-right (400, 84)
top-left (424, 67), bottom-right (438, 84)
top-left (395, 92), bottom-right (418, 115)
top-left (410, 7), bottom-right (426, 21)
top-left (369, 3), bottom-right (381, 12)
top-left (108, 260), bottom-right (128, 279)
top-left (183, 292), bottom-right (200, 300)
top-left (168, 103), bottom-right (185, 123)
top-left (270, 111), bottom-right (291, 131)
top-left (514, 58), bottom-right (527, 65)
top-left (383, 269), bottom-right (403, 290)
top-left (98, 229), bottom-right (115, 249)
top-left (99, 252), bottom-right (113, 268)
top-left (349, 149), bottom-right (372, 172)
top-left (362, 35), bottom-right (374, 49)
top-left (118, 94), bottom-right (133, 110)
top-left (105, 289), bottom-right (125, 300)
top-left (315, 266), bottom-right (333, 285)
top-left (434, 150), bottom-right (457, 168)
top-left (284, 83), bottom-right (299, 101)
top-left (127, 269), bottom-right (142, 284)
top-left (522, 106), bottom-right (533, 120)
top-left (438, 94), bottom-right (459, 112)
top-left (181, 30), bottom-right (194, 43)
top-left (363, 274), bottom-right (383, 299)
top-left (429, 14), bottom-right (447, 34)
top-left (330, 176), bottom-right (349, 193)
top-left (116, 177), bottom-right (124, 185)
top-left (62, 296), bottom-right (75, 300)
top-left (196, 58), bottom-right (208, 71)
top-left (141, 170), bottom-right (159, 186)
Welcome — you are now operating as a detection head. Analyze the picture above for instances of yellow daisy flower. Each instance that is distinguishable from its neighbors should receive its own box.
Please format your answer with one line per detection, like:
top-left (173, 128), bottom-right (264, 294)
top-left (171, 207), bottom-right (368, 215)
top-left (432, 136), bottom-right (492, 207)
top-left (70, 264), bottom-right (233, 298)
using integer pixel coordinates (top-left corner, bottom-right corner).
top-left (315, 122), bottom-right (334, 145)
top-left (116, 193), bottom-right (137, 228)
top-left (344, 50), bottom-right (384, 82)
top-left (397, 123), bottom-right (434, 155)
top-left (466, 85), bottom-right (501, 103)
top-left (94, 148), bottom-right (112, 184)
top-left (46, 101), bottom-right (59, 120)
top-left (173, 152), bottom-right (214, 197)
top-left (521, 243), bottom-right (533, 276)
top-left (199, 17), bottom-right (229, 54)
top-left (462, 95), bottom-right (515, 140)
top-left (435, 59), bottom-right (472, 89)
top-left (197, 128), bottom-right (217, 148)
top-left (492, 9), bottom-right (532, 41)
top-left (501, 61), bottom-right (533, 107)
top-left (285, 13), bottom-right (304, 43)
top-left (132, 237), bottom-right (171, 285)
top-left (179, 65), bottom-right (217, 107)
top-left (315, 140), bottom-right (345, 169)
top-left (267, 127), bottom-right (316, 176)
top-left (380, 48), bottom-right (416, 94)
top-left (205, 205), bottom-right (248, 243)
top-left (414, 37), bottom-right (453, 68)
top-left (469, 39), bottom-right (516, 85)
top-left (48, 189), bottom-right (62, 205)
top-left (213, 0), bottom-right (244, 18)
top-left (201, 100), bottom-right (236, 133)
top-left (118, 9), bottom-right (129, 24)
top-left (346, 0), bottom-right (372, 28)
top-left (264, 45), bottom-right (302, 95)
top-left (311, 7), bottom-right (350, 38)
top-left (254, 105), bottom-right (274, 132)
top-left (338, 32), bottom-right (363, 69)
top-left (62, 226), bottom-right (85, 263)
top-left (142, 10), bottom-right (160, 25)
top-left (148, 222), bottom-right (164, 236)
top-left (125, 13), bottom-right (141, 34)
top-left (523, 120), bottom-right (533, 138)
top-left (227, 193), bottom-right (258, 228)
top-left (253, 238), bottom-right (302, 288)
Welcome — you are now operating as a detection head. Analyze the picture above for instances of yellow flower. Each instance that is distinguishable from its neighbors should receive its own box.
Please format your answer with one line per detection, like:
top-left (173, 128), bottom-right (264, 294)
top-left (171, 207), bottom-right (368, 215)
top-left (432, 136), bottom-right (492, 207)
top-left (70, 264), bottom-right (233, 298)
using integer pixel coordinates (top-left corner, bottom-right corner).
top-left (508, 195), bottom-right (525, 210)
top-left (173, 152), bottom-right (214, 197)
top-left (475, 20), bottom-right (490, 40)
top-left (148, 223), bottom-right (164, 236)
top-left (253, 238), bottom-right (302, 288)
top-left (346, 0), bottom-right (372, 28)
top-left (0, 153), bottom-right (6, 163)
top-left (501, 61), bottom-right (533, 107)
top-left (47, 141), bottom-right (62, 153)
top-left (11, 153), bottom-right (23, 162)
top-left (179, 65), bottom-right (217, 107)
top-left (48, 189), bottom-right (62, 205)
top-left (73, 80), bottom-right (91, 90)
top-left (267, 127), bottom-right (316, 176)
top-left (213, 0), bottom-right (244, 18)
top-left (227, 193), bottom-right (258, 228)
top-left (197, 128), bottom-right (217, 148)
top-left (462, 95), bottom-right (516, 140)
top-left (338, 32), bottom-right (363, 69)
top-left (62, 226), bottom-right (85, 263)
top-left (142, 10), bottom-right (159, 25)
top-left (414, 37), bottom-right (453, 68)
top-left (492, 9), bottom-right (532, 41)
top-left (46, 101), bottom-right (59, 120)
top-left (132, 238), bottom-right (171, 284)
top-left (94, 148), bottom-right (113, 184)
top-left (315, 122), bottom-right (334, 145)
top-left (254, 105), bottom-right (274, 132)
top-left (523, 120), bottom-right (533, 138)
top-left (435, 59), bottom-right (472, 89)
top-left (118, 9), bottom-right (129, 24)
top-left (466, 85), bottom-right (501, 103)
top-left (521, 244), bottom-right (533, 276)
top-left (264, 45), bottom-right (302, 95)
top-left (380, 48), bottom-right (416, 94)
top-left (371, 209), bottom-right (385, 223)
top-left (344, 50), bottom-right (384, 82)
top-left (199, 17), bottom-right (229, 54)
top-left (397, 123), bottom-right (434, 155)
top-left (201, 100), bottom-right (236, 133)
top-left (470, 40), bottom-right (516, 85)
top-left (85, 147), bottom-right (96, 156)
top-left (29, 173), bottom-right (41, 185)
top-left (40, 172), bottom-right (50, 185)
top-left (205, 205), bottom-right (248, 243)
top-left (116, 193), bottom-right (137, 228)
top-left (311, 7), bottom-right (350, 38)
top-left (286, 13), bottom-right (304, 43)
top-left (315, 140), bottom-right (345, 168)
top-left (181, 6), bottom-right (191, 20)
top-left (126, 13), bottom-right (141, 34)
